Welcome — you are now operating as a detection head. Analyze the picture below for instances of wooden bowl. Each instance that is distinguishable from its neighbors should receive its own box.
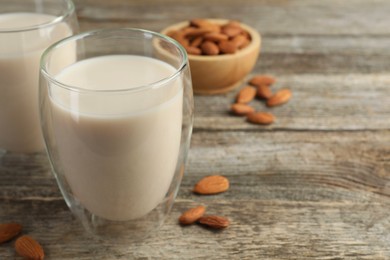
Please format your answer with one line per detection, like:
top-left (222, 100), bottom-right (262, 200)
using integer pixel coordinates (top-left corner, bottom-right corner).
top-left (161, 19), bottom-right (261, 95)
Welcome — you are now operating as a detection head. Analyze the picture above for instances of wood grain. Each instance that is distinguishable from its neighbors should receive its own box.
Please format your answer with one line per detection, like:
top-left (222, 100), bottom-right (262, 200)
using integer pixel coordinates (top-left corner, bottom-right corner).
top-left (1, 0), bottom-right (390, 259)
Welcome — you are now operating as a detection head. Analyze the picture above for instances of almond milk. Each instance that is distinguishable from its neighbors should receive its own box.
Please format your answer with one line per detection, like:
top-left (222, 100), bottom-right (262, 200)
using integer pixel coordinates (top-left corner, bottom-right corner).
top-left (50, 55), bottom-right (183, 221)
top-left (0, 13), bottom-right (73, 152)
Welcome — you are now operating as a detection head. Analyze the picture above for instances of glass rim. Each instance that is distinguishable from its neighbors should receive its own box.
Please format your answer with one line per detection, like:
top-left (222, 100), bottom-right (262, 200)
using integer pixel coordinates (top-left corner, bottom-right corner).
top-left (0, 0), bottom-right (75, 33)
top-left (40, 28), bottom-right (189, 94)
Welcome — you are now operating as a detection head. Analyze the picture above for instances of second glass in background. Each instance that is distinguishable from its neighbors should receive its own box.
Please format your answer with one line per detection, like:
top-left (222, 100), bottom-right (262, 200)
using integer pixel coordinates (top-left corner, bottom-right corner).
top-left (0, 0), bottom-right (78, 153)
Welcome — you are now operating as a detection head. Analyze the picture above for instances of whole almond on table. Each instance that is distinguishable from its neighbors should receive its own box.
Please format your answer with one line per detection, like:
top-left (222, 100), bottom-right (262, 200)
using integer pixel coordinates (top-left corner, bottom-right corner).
top-left (179, 205), bottom-right (206, 225)
top-left (193, 175), bottom-right (229, 195)
top-left (247, 112), bottom-right (275, 125)
top-left (236, 86), bottom-right (256, 103)
top-left (231, 103), bottom-right (255, 116)
top-left (249, 75), bottom-right (276, 87)
top-left (256, 85), bottom-right (273, 99)
top-left (0, 222), bottom-right (22, 244)
top-left (15, 235), bottom-right (44, 260)
top-left (198, 215), bottom-right (230, 229)
top-left (267, 89), bottom-right (292, 107)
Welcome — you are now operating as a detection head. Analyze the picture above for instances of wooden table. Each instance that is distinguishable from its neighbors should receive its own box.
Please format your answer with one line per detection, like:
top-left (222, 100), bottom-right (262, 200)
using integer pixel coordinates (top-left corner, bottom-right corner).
top-left (2, 0), bottom-right (390, 259)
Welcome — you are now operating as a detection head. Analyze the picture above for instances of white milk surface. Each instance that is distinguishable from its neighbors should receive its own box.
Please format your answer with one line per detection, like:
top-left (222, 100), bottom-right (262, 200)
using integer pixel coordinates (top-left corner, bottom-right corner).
top-left (51, 55), bottom-right (183, 221)
top-left (0, 13), bottom-right (72, 152)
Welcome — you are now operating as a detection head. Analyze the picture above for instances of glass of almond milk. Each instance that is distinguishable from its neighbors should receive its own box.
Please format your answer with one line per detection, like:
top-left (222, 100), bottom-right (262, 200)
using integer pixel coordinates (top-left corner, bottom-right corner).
top-left (39, 28), bottom-right (194, 241)
top-left (0, 0), bottom-right (78, 155)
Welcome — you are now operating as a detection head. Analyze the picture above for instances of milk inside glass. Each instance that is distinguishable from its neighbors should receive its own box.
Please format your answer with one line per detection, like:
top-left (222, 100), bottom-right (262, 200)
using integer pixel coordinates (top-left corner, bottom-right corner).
top-left (0, 13), bottom-right (73, 152)
top-left (50, 55), bottom-right (183, 221)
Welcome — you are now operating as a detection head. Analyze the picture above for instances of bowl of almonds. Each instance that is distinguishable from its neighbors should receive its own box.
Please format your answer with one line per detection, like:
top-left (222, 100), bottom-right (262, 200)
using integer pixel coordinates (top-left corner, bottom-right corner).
top-left (162, 19), bottom-right (261, 94)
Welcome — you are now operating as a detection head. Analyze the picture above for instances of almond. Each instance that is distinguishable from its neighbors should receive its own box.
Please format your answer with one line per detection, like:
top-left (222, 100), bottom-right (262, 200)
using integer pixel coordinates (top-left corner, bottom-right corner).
top-left (179, 205), bottom-right (206, 225)
top-left (249, 75), bottom-right (276, 87)
top-left (203, 32), bottom-right (229, 42)
top-left (256, 85), bottom-right (273, 99)
top-left (231, 103), bottom-right (255, 116)
top-left (0, 222), bottom-right (22, 244)
top-left (267, 89), bottom-right (292, 107)
top-left (231, 34), bottom-right (247, 49)
top-left (198, 215), bottom-right (230, 229)
top-left (218, 40), bottom-right (237, 54)
top-left (189, 19), bottom-right (212, 28)
top-left (221, 25), bottom-right (242, 38)
top-left (193, 175), bottom-right (229, 195)
top-left (15, 235), bottom-right (44, 260)
top-left (200, 41), bottom-right (219, 55)
top-left (185, 46), bottom-right (201, 55)
top-left (190, 36), bottom-right (203, 47)
top-left (225, 20), bottom-right (241, 28)
top-left (236, 86), bottom-right (256, 103)
top-left (247, 112), bottom-right (275, 125)
top-left (184, 27), bottom-right (212, 37)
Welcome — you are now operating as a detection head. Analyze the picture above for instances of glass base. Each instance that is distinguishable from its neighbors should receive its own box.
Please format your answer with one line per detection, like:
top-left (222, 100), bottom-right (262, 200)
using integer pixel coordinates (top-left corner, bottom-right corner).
top-left (68, 196), bottom-right (172, 243)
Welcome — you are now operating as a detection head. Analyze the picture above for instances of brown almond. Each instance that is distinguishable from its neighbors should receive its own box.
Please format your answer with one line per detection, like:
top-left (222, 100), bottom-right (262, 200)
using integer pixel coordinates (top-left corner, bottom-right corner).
top-left (189, 18), bottom-right (212, 28)
top-left (15, 235), bottom-right (44, 260)
top-left (193, 175), bottom-right (229, 195)
top-left (198, 215), bottom-right (230, 229)
top-left (236, 86), bottom-right (256, 103)
top-left (185, 46), bottom-right (201, 55)
top-left (221, 25), bottom-right (242, 38)
top-left (247, 112), bottom-right (275, 125)
top-left (218, 40), bottom-right (237, 54)
top-left (200, 41), bottom-right (219, 55)
top-left (256, 85), bottom-right (273, 99)
top-left (226, 20), bottom-right (242, 28)
top-left (203, 32), bottom-right (228, 42)
top-left (190, 36), bottom-right (203, 47)
top-left (184, 27), bottom-right (212, 37)
top-left (0, 222), bottom-right (22, 244)
top-left (249, 75), bottom-right (276, 87)
top-left (179, 205), bottom-right (206, 225)
top-left (267, 89), bottom-right (292, 107)
top-left (231, 34), bottom-right (247, 49)
top-left (231, 103), bottom-right (255, 116)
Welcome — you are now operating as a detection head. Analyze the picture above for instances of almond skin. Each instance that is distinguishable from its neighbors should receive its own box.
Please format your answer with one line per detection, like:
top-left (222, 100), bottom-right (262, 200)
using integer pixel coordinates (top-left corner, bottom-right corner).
top-left (249, 75), bottom-right (276, 87)
top-left (231, 34), bottom-right (248, 49)
top-left (179, 206), bottom-right (206, 225)
top-left (193, 175), bottom-right (229, 195)
top-left (257, 85), bottom-right (273, 99)
top-left (221, 25), bottom-right (242, 37)
top-left (231, 103), bottom-right (255, 116)
top-left (236, 86), bottom-right (257, 103)
top-left (203, 32), bottom-right (228, 42)
top-left (198, 215), bottom-right (230, 229)
top-left (15, 235), bottom-right (44, 260)
top-left (267, 89), bottom-right (292, 107)
top-left (190, 36), bottom-right (203, 47)
top-left (200, 41), bottom-right (219, 55)
top-left (247, 112), bottom-right (275, 125)
top-left (218, 40), bottom-right (237, 54)
top-left (185, 46), bottom-right (201, 55)
top-left (0, 222), bottom-right (22, 244)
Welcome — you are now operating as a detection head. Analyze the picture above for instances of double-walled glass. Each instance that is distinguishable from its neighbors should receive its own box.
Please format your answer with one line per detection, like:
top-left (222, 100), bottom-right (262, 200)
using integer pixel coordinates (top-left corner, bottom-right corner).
top-left (0, 0), bottom-right (78, 154)
top-left (39, 28), bottom-right (194, 240)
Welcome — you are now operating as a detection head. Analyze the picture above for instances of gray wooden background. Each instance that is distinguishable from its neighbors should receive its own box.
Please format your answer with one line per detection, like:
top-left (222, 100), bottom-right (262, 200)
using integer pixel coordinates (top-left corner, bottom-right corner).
top-left (1, 0), bottom-right (390, 259)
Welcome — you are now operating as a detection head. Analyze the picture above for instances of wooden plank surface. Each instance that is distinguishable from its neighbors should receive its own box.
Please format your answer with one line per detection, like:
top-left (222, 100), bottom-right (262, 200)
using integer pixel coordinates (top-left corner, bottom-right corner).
top-left (2, 0), bottom-right (390, 259)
